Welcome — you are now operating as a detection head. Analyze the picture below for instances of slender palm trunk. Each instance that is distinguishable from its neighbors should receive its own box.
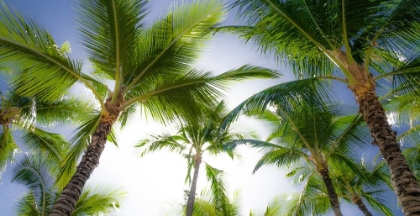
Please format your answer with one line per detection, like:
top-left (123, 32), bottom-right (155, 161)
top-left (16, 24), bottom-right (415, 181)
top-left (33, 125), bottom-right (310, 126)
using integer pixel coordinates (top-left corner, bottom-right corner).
top-left (50, 112), bottom-right (117, 216)
top-left (318, 168), bottom-right (343, 216)
top-left (186, 154), bottom-right (202, 216)
top-left (357, 89), bottom-right (420, 215)
top-left (351, 194), bottom-right (372, 216)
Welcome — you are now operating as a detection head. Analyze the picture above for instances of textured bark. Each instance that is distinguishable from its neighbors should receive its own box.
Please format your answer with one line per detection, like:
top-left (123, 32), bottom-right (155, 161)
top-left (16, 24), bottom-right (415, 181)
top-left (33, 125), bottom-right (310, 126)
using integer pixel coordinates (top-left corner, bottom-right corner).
top-left (49, 112), bottom-right (117, 216)
top-left (357, 89), bottom-right (420, 215)
top-left (319, 168), bottom-right (343, 216)
top-left (186, 154), bottom-right (202, 216)
top-left (351, 195), bottom-right (372, 216)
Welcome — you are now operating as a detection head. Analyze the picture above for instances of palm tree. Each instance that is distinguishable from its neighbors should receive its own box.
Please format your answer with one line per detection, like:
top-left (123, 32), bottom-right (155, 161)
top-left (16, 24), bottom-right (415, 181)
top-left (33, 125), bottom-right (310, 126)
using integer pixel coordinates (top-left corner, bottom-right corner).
top-left (11, 152), bottom-right (124, 216)
top-left (0, 89), bottom-right (91, 173)
top-left (218, 0), bottom-right (420, 213)
top-left (226, 98), bottom-right (371, 216)
top-left (139, 101), bottom-right (245, 216)
top-left (0, 1), bottom-right (279, 214)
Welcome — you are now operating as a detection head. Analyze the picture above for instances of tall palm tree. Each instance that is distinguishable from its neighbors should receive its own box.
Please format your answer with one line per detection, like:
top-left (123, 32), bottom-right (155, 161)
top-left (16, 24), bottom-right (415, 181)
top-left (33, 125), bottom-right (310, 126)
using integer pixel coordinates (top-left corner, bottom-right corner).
top-left (226, 98), bottom-right (371, 216)
top-left (0, 89), bottom-right (91, 173)
top-left (218, 0), bottom-right (420, 213)
top-left (11, 152), bottom-right (124, 216)
top-left (139, 101), bottom-right (245, 216)
top-left (0, 1), bottom-right (279, 214)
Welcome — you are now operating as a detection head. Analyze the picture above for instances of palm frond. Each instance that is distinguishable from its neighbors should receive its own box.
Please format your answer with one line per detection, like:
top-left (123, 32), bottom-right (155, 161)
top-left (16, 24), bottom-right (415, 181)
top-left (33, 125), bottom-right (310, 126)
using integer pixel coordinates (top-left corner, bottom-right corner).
top-left (21, 127), bottom-right (68, 162)
top-left (125, 0), bottom-right (227, 92)
top-left (56, 112), bottom-right (101, 189)
top-left (72, 185), bottom-right (125, 216)
top-left (0, 125), bottom-right (18, 169)
top-left (15, 191), bottom-right (40, 216)
top-left (362, 190), bottom-right (394, 216)
top-left (11, 152), bottom-right (58, 216)
top-left (137, 133), bottom-right (187, 157)
top-left (77, 0), bottom-right (148, 93)
top-left (221, 78), bottom-right (332, 131)
top-left (0, 3), bottom-right (82, 102)
top-left (126, 65), bottom-right (279, 124)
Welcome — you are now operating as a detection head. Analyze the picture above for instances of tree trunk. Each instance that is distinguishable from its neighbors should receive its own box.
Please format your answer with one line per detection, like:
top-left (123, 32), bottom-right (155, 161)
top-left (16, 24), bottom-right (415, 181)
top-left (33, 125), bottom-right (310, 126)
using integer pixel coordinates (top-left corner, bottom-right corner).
top-left (357, 89), bottom-right (420, 215)
top-left (49, 111), bottom-right (117, 216)
top-left (318, 168), bottom-right (343, 216)
top-left (186, 154), bottom-right (202, 216)
top-left (351, 194), bottom-right (372, 216)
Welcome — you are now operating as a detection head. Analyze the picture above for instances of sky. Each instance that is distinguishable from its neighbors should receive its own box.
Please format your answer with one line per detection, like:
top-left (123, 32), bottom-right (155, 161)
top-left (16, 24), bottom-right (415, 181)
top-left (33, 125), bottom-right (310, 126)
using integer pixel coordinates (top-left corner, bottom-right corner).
top-left (0, 0), bottom-right (403, 216)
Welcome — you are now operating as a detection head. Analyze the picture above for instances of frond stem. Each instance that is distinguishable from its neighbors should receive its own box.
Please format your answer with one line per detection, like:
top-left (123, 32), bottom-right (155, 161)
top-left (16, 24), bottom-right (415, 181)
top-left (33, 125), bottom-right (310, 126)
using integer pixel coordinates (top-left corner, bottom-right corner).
top-left (341, 0), bottom-right (355, 64)
top-left (111, 0), bottom-right (122, 103)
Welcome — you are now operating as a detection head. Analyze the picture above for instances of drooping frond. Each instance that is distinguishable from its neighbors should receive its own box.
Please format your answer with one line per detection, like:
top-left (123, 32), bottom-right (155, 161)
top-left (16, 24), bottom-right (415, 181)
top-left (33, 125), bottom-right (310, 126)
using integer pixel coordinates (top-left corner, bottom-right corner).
top-left (0, 125), bottom-right (18, 170)
top-left (230, 0), bottom-right (340, 76)
top-left (126, 65), bottom-right (279, 124)
top-left (21, 127), bottom-right (68, 162)
top-left (221, 78), bottom-right (331, 131)
top-left (11, 153), bottom-right (58, 216)
top-left (72, 185), bottom-right (125, 216)
top-left (137, 133), bottom-right (188, 157)
top-left (56, 112), bottom-right (102, 189)
top-left (15, 191), bottom-right (40, 216)
top-left (0, 3), bottom-right (82, 102)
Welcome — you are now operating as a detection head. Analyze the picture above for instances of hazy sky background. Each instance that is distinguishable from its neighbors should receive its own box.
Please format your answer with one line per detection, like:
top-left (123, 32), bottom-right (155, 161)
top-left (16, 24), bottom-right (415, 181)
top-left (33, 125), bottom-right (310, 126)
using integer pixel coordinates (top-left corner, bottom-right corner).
top-left (0, 1), bottom-right (402, 215)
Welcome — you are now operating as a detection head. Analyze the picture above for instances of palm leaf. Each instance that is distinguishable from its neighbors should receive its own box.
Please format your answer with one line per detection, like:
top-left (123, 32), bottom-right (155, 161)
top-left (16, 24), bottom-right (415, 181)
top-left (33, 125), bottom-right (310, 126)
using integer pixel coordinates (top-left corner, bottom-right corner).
top-left (77, 0), bottom-right (148, 93)
top-left (15, 191), bottom-right (40, 216)
top-left (0, 3), bottom-right (82, 102)
top-left (11, 153), bottom-right (58, 216)
top-left (221, 78), bottom-right (331, 131)
top-left (21, 127), bottom-right (68, 162)
top-left (0, 125), bottom-right (18, 169)
top-left (56, 112), bottom-right (101, 189)
top-left (125, 0), bottom-right (228, 92)
top-left (72, 185), bottom-right (125, 216)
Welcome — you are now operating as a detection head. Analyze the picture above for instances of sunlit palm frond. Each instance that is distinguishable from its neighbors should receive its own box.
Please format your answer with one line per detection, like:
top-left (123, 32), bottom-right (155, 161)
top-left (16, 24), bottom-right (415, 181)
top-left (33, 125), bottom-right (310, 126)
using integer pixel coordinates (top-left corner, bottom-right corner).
top-left (21, 127), bottom-right (68, 162)
top-left (192, 199), bottom-right (217, 216)
top-left (77, 0), bottom-right (147, 88)
top-left (0, 3), bottom-right (82, 102)
top-left (125, 0), bottom-right (227, 92)
top-left (127, 64), bottom-right (279, 124)
top-left (72, 185), bottom-right (125, 216)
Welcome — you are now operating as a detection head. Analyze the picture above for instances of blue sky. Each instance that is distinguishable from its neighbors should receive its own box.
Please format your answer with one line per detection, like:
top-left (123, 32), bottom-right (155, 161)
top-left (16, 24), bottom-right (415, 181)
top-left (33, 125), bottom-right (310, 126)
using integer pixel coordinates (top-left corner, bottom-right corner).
top-left (0, 0), bottom-right (404, 215)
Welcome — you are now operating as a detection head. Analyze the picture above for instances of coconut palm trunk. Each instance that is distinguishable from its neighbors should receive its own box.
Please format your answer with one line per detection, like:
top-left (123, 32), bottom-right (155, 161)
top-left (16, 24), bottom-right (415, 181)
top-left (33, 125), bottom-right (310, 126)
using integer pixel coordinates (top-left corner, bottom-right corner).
top-left (186, 154), bottom-right (202, 216)
top-left (50, 100), bottom-right (120, 216)
top-left (351, 68), bottom-right (420, 214)
top-left (318, 168), bottom-right (343, 216)
top-left (351, 194), bottom-right (372, 216)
